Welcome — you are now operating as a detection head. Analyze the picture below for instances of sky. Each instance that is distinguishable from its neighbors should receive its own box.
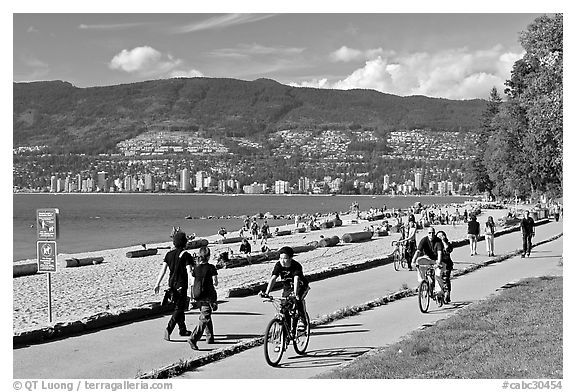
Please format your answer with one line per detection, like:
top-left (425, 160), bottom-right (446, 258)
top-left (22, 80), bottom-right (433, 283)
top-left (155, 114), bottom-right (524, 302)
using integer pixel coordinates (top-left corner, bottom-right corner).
top-left (13, 10), bottom-right (548, 100)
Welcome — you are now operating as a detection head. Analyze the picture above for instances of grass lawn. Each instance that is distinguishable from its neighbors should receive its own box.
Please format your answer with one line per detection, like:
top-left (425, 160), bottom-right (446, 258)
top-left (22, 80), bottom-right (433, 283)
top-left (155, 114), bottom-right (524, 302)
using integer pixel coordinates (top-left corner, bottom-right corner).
top-left (318, 276), bottom-right (563, 379)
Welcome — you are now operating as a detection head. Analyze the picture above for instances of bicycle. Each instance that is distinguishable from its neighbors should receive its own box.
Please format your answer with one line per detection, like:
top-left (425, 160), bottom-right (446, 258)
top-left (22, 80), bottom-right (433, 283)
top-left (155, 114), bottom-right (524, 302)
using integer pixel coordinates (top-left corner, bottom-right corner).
top-left (260, 293), bottom-right (311, 367)
top-left (392, 240), bottom-right (409, 271)
top-left (418, 265), bottom-right (444, 313)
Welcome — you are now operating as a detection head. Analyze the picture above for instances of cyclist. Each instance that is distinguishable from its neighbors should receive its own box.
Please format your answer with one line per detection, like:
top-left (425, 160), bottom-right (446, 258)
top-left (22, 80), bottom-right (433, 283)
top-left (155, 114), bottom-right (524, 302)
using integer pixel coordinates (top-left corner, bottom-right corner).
top-left (412, 226), bottom-right (445, 299)
top-left (260, 246), bottom-right (310, 327)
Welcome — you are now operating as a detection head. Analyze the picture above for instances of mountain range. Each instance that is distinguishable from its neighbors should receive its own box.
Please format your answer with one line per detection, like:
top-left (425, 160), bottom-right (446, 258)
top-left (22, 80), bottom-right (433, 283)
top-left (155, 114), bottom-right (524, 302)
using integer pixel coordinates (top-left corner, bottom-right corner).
top-left (13, 77), bottom-right (488, 154)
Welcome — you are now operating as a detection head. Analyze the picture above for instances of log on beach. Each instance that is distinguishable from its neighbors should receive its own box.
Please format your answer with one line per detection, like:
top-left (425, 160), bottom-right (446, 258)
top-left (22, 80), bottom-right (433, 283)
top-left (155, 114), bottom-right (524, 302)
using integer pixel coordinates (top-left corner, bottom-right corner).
top-left (291, 243), bottom-right (319, 254)
top-left (275, 230), bottom-right (292, 236)
top-left (126, 249), bottom-right (158, 258)
top-left (13, 263), bottom-right (38, 277)
top-left (319, 235), bottom-right (340, 247)
top-left (341, 231), bottom-right (374, 243)
top-left (218, 237), bottom-right (244, 244)
top-left (185, 238), bottom-right (209, 249)
top-left (293, 227), bottom-right (306, 234)
top-left (59, 257), bottom-right (104, 268)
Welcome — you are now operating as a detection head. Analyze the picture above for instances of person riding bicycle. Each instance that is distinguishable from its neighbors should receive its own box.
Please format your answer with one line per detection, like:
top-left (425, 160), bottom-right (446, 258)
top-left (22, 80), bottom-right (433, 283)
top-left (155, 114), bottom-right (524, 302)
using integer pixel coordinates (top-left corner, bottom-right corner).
top-left (260, 246), bottom-right (310, 327)
top-left (412, 226), bottom-right (445, 299)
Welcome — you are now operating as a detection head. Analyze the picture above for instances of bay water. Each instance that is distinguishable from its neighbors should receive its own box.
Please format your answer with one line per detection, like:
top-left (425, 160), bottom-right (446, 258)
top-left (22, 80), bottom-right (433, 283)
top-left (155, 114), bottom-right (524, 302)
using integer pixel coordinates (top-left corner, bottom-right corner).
top-left (13, 193), bottom-right (472, 262)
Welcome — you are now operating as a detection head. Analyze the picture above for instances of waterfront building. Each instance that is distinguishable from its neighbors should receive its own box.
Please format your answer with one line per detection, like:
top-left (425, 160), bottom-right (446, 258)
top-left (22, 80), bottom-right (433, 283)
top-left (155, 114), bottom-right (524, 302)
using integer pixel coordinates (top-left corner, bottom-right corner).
top-left (415, 171), bottom-right (423, 190)
top-left (195, 171), bottom-right (205, 192)
top-left (243, 183), bottom-right (266, 194)
top-left (144, 173), bottom-right (154, 191)
top-left (50, 175), bottom-right (57, 193)
top-left (181, 168), bottom-right (191, 192)
top-left (275, 180), bottom-right (290, 194)
top-left (97, 171), bottom-right (108, 192)
top-left (383, 174), bottom-right (390, 191)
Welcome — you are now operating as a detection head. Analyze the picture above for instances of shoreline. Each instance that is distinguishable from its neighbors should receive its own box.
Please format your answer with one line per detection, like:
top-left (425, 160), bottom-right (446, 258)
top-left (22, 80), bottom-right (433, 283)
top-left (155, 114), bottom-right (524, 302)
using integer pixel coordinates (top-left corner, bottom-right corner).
top-left (13, 202), bottom-right (517, 334)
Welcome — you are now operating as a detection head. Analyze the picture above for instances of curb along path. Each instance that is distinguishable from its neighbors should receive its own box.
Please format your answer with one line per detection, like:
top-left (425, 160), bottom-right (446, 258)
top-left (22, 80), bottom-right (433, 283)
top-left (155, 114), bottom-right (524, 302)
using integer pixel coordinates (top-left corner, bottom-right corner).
top-left (139, 222), bottom-right (561, 379)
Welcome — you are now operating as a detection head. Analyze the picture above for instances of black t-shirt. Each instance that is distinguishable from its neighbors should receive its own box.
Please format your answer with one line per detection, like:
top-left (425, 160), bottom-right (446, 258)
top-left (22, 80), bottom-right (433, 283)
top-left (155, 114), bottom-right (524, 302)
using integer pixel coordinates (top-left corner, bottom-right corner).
top-left (164, 248), bottom-right (194, 290)
top-left (240, 242), bottom-right (251, 254)
top-left (192, 263), bottom-right (218, 301)
top-left (521, 217), bottom-right (535, 235)
top-left (417, 236), bottom-right (443, 260)
top-left (467, 220), bottom-right (480, 235)
top-left (272, 259), bottom-right (309, 295)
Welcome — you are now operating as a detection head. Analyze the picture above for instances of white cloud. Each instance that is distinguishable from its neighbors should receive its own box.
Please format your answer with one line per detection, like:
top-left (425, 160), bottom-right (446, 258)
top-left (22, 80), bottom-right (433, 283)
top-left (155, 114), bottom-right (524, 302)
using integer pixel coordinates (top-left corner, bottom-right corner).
top-left (295, 46), bottom-right (524, 99)
top-left (210, 43), bottom-right (305, 58)
top-left (109, 46), bottom-right (203, 78)
top-left (330, 46), bottom-right (363, 62)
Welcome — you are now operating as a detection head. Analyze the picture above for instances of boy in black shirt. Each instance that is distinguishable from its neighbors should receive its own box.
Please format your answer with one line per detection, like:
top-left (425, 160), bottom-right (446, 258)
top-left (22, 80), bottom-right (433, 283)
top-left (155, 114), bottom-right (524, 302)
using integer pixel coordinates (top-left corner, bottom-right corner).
top-left (261, 246), bottom-right (310, 326)
top-left (188, 246), bottom-right (218, 350)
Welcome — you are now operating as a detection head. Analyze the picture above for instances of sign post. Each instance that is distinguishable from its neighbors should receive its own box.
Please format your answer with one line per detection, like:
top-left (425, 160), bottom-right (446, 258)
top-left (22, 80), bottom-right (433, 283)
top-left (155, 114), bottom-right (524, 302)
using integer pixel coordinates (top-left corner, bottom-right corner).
top-left (36, 208), bottom-right (59, 323)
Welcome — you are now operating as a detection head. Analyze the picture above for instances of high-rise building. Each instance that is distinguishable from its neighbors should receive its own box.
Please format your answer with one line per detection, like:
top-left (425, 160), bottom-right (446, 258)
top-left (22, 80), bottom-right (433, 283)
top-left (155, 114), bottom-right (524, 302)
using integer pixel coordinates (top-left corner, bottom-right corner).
top-left (50, 175), bottom-right (58, 193)
top-left (414, 171), bottom-right (423, 190)
top-left (275, 180), bottom-right (290, 194)
top-left (181, 168), bottom-right (191, 192)
top-left (97, 171), bottom-right (108, 192)
top-left (144, 173), bottom-right (154, 191)
top-left (383, 174), bottom-right (390, 191)
top-left (195, 171), bottom-right (205, 192)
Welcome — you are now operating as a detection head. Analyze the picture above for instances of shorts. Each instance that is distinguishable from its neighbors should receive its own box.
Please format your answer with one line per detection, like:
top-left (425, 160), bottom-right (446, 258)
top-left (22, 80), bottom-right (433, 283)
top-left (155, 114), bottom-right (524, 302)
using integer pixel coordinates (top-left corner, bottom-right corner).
top-left (467, 234), bottom-right (477, 240)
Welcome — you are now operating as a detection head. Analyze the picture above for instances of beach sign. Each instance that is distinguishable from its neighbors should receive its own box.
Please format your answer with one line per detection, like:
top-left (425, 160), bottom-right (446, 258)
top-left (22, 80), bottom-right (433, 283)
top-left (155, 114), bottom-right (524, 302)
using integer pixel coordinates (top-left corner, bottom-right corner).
top-left (37, 208), bottom-right (59, 240)
top-left (37, 241), bottom-right (57, 273)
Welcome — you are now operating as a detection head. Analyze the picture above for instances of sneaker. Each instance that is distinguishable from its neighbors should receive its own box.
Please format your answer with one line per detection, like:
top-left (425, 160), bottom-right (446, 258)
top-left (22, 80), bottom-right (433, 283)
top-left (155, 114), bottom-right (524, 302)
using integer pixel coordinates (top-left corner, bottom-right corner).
top-left (188, 339), bottom-right (199, 350)
top-left (179, 330), bottom-right (192, 337)
top-left (471, 253), bottom-right (474, 256)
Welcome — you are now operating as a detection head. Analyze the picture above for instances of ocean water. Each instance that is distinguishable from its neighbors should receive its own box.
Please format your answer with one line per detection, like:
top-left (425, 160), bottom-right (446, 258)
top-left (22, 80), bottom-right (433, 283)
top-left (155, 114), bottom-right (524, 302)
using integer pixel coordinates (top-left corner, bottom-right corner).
top-left (13, 193), bottom-right (472, 262)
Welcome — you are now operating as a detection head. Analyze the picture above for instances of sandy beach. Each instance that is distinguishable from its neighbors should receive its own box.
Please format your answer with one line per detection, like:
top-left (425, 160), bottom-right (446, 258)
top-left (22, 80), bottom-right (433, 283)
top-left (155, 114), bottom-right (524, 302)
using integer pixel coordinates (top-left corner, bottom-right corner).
top-left (13, 204), bottom-right (513, 334)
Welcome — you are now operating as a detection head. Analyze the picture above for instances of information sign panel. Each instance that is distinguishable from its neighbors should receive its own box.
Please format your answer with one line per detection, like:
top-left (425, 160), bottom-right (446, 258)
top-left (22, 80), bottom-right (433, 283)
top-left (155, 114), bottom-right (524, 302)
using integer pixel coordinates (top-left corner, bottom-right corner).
top-left (37, 241), bottom-right (57, 273)
top-left (37, 208), bottom-right (59, 240)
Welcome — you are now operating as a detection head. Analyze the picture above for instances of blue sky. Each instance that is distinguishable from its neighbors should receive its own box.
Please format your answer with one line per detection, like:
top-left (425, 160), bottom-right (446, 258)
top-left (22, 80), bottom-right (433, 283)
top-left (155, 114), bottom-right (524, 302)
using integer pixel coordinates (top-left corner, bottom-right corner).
top-left (12, 6), bottom-right (551, 100)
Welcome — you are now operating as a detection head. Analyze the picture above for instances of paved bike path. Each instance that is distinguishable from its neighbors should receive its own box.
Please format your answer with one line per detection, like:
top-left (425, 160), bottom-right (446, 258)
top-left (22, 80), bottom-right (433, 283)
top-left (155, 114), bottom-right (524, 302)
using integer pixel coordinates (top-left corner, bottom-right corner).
top-left (13, 220), bottom-right (563, 379)
top-left (176, 235), bottom-right (563, 379)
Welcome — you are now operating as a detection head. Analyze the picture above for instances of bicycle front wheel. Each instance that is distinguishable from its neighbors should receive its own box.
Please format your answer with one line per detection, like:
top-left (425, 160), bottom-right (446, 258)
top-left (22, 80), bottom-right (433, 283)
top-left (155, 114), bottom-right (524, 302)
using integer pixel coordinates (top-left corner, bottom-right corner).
top-left (293, 312), bottom-right (310, 355)
top-left (418, 280), bottom-right (430, 313)
top-left (393, 249), bottom-right (401, 271)
top-left (264, 319), bottom-right (285, 367)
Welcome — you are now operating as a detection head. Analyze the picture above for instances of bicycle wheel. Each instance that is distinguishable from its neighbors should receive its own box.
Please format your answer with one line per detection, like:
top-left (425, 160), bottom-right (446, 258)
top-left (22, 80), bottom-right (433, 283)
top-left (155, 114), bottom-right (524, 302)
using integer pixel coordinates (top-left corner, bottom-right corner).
top-left (418, 280), bottom-right (430, 313)
top-left (264, 319), bottom-right (285, 367)
top-left (293, 312), bottom-right (311, 355)
top-left (393, 249), bottom-right (401, 271)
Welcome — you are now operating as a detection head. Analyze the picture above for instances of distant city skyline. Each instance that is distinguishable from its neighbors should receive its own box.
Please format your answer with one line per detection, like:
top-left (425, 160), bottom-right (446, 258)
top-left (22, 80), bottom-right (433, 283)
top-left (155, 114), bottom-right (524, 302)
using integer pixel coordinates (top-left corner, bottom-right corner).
top-left (13, 10), bottom-right (545, 100)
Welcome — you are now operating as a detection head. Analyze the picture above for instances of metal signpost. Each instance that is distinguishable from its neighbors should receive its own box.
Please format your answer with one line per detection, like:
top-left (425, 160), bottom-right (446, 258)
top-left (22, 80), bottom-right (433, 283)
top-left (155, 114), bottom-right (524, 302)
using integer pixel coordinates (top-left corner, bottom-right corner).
top-left (36, 208), bottom-right (59, 323)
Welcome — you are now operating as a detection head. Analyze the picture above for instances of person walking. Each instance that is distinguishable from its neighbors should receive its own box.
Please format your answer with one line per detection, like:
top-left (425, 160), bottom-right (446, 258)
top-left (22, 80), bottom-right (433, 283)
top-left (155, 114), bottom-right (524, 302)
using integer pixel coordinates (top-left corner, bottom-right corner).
top-left (154, 231), bottom-right (194, 341)
top-left (404, 214), bottom-right (418, 270)
top-left (436, 230), bottom-right (453, 303)
top-left (467, 214), bottom-right (480, 256)
top-left (188, 246), bottom-right (218, 350)
top-left (484, 216), bottom-right (496, 256)
top-left (520, 210), bottom-right (535, 258)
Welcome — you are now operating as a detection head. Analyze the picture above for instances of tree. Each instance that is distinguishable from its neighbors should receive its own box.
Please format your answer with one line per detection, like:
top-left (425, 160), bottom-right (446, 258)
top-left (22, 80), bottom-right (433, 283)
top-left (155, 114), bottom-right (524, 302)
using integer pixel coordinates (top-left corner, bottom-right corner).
top-left (484, 13), bottom-right (562, 198)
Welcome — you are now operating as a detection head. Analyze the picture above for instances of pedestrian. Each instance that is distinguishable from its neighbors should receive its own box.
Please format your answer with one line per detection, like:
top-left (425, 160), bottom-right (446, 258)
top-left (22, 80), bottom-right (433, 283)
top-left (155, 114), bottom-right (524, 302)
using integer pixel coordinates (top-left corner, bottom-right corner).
top-left (260, 220), bottom-right (270, 245)
top-left (484, 216), bottom-right (496, 256)
top-left (250, 219), bottom-right (259, 244)
top-left (404, 214), bottom-right (418, 270)
top-left (520, 210), bottom-right (535, 258)
top-left (188, 246), bottom-right (218, 350)
top-left (436, 230), bottom-right (453, 303)
top-left (239, 238), bottom-right (251, 255)
top-left (467, 214), bottom-right (480, 256)
top-left (154, 231), bottom-right (193, 341)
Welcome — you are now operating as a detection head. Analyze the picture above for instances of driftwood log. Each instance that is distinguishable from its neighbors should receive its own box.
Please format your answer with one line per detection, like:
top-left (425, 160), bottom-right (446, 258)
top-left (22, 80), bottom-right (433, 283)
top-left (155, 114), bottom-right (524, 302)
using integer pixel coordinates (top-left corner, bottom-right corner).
top-left (341, 231), bottom-right (374, 243)
top-left (59, 257), bottom-right (104, 268)
top-left (126, 249), bottom-right (158, 258)
top-left (185, 238), bottom-right (209, 249)
top-left (319, 235), bottom-right (340, 247)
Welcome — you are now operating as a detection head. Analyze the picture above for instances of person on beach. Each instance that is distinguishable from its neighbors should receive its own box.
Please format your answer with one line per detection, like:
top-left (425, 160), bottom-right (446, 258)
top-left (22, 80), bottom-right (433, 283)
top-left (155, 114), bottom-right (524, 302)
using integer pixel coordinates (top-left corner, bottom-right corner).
top-left (467, 215), bottom-right (480, 256)
top-left (412, 227), bottom-right (444, 298)
top-left (484, 216), bottom-right (496, 256)
top-left (260, 246), bottom-right (310, 327)
top-left (239, 238), bottom-right (251, 255)
top-left (520, 210), bottom-right (535, 258)
top-left (436, 230), bottom-right (453, 304)
top-left (260, 220), bottom-right (270, 245)
top-left (250, 219), bottom-right (259, 244)
top-left (154, 231), bottom-right (193, 341)
top-left (188, 246), bottom-right (218, 350)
